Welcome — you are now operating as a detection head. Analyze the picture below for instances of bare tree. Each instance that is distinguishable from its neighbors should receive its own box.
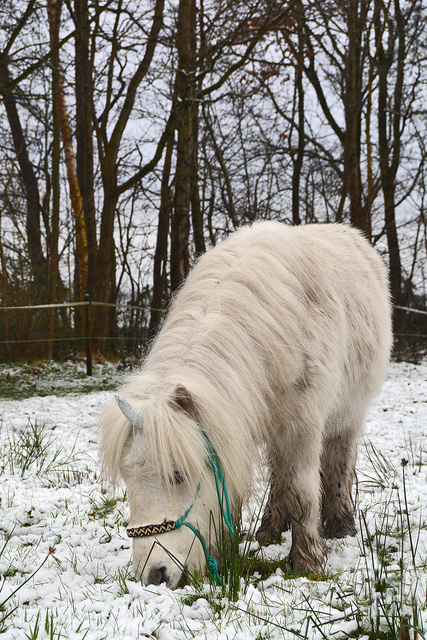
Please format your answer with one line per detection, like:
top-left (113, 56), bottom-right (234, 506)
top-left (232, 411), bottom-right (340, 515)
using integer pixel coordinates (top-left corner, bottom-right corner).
top-left (0, 14), bottom-right (48, 298)
top-left (90, 0), bottom-right (168, 342)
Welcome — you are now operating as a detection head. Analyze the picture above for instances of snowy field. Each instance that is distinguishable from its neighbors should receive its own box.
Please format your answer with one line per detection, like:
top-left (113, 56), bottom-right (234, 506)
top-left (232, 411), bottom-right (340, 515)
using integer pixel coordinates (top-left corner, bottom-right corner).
top-left (0, 359), bottom-right (426, 639)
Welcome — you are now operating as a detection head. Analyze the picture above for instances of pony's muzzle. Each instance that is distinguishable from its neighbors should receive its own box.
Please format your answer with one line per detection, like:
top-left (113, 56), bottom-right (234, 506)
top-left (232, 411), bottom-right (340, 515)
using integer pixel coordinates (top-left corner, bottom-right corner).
top-left (146, 564), bottom-right (169, 586)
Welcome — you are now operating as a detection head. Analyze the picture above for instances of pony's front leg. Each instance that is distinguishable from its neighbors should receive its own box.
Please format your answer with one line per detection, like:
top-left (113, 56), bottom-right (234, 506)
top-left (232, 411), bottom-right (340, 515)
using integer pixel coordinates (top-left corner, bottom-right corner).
top-left (256, 473), bottom-right (291, 544)
top-left (281, 438), bottom-right (324, 573)
top-left (288, 517), bottom-right (324, 573)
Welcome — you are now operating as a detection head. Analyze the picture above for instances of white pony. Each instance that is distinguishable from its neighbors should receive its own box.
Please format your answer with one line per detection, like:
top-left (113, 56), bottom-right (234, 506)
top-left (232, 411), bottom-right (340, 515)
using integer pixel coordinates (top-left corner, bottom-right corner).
top-left (100, 221), bottom-right (392, 589)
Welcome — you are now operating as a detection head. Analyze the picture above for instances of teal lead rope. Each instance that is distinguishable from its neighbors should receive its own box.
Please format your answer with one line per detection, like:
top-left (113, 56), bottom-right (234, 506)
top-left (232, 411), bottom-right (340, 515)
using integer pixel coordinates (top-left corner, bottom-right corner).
top-left (202, 432), bottom-right (235, 537)
top-left (174, 427), bottom-right (235, 585)
top-left (176, 520), bottom-right (221, 585)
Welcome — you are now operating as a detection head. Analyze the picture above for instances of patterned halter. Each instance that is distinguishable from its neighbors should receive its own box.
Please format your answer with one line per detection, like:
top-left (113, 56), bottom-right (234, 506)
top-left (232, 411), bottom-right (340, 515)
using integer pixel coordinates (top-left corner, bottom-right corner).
top-left (126, 520), bottom-right (177, 538)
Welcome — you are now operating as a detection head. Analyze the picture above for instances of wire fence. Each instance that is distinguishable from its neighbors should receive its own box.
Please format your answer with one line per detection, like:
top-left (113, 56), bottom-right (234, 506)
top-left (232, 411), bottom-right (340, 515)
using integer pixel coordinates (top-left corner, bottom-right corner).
top-left (393, 306), bottom-right (427, 338)
top-left (394, 305), bottom-right (427, 317)
top-left (1, 301), bottom-right (426, 375)
top-left (0, 298), bottom-right (161, 374)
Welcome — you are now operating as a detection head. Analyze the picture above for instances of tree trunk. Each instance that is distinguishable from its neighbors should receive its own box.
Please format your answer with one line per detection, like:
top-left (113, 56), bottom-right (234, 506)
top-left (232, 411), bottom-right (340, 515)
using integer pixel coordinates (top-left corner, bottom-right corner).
top-left (170, 0), bottom-right (197, 292)
top-left (0, 216), bottom-right (10, 360)
top-left (191, 91), bottom-right (205, 256)
top-left (291, 5), bottom-right (304, 226)
top-left (47, 0), bottom-right (62, 359)
top-left (57, 79), bottom-right (88, 302)
top-left (108, 239), bottom-right (118, 353)
top-left (149, 135), bottom-right (174, 340)
top-left (93, 187), bottom-right (118, 341)
top-left (343, 0), bottom-right (367, 234)
top-left (75, 0), bottom-right (97, 299)
top-left (364, 34), bottom-right (376, 227)
top-left (375, 0), bottom-right (403, 306)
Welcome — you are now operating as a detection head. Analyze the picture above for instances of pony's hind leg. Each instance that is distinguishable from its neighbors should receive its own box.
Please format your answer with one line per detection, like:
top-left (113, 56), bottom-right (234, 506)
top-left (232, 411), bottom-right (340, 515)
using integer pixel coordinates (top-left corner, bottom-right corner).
top-left (321, 422), bottom-right (359, 539)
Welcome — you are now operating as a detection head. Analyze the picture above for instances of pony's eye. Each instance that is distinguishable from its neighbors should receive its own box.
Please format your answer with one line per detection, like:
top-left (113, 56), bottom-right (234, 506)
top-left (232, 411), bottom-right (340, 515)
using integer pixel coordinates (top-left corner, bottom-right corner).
top-left (172, 470), bottom-right (184, 485)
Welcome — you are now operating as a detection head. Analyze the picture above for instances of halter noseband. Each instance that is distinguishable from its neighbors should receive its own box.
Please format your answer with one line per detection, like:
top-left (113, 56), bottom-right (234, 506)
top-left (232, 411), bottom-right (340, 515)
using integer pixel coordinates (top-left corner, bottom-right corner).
top-left (125, 427), bottom-right (234, 585)
top-left (126, 520), bottom-right (177, 538)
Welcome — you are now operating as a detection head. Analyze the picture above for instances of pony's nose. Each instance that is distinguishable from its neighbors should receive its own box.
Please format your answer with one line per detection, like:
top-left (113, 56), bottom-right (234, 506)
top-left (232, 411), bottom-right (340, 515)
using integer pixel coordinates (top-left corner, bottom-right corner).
top-left (147, 565), bottom-right (169, 586)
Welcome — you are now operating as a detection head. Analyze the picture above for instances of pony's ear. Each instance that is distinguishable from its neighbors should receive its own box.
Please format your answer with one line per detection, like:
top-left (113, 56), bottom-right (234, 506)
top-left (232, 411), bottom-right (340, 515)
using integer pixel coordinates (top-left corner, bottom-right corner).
top-left (115, 394), bottom-right (144, 430)
top-left (172, 385), bottom-right (195, 417)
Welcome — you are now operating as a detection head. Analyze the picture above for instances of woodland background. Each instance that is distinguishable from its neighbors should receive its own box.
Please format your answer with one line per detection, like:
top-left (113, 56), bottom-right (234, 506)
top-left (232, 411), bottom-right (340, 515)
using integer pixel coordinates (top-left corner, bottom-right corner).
top-left (0, 0), bottom-right (426, 360)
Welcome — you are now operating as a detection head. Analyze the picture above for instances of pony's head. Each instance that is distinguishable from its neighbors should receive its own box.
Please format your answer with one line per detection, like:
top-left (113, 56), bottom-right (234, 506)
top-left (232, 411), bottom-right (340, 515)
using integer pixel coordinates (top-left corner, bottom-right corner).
top-left (100, 385), bottom-right (223, 589)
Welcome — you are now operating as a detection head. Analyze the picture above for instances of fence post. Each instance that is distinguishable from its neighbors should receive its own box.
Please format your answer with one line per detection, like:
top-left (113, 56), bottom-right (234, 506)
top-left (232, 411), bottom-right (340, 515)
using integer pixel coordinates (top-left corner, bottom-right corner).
top-left (84, 294), bottom-right (93, 376)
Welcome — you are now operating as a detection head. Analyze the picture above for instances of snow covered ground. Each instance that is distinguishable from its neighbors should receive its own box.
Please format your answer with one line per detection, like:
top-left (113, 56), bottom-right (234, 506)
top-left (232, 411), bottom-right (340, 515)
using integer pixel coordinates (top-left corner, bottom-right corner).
top-left (0, 359), bottom-right (426, 639)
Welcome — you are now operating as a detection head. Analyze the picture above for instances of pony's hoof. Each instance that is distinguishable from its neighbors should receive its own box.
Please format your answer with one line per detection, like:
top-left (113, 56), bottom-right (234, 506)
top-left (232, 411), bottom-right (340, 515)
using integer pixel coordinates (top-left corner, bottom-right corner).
top-left (255, 525), bottom-right (275, 545)
top-left (322, 518), bottom-right (356, 539)
top-left (255, 524), bottom-right (281, 545)
top-left (290, 555), bottom-right (324, 575)
top-left (289, 542), bottom-right (324, 575)
top-left (256, 517), bottom-right (291, 545)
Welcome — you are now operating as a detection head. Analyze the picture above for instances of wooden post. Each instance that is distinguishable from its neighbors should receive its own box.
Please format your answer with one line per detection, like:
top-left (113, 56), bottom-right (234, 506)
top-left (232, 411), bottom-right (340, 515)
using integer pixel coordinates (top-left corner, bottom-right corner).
top-left (84, 294), bottom-right (92, 376)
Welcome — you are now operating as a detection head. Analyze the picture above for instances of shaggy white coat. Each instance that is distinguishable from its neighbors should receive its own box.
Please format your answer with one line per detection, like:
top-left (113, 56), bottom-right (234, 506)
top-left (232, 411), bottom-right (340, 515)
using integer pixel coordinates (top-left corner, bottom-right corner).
top-left (100, 221), bottom-right (392, 588)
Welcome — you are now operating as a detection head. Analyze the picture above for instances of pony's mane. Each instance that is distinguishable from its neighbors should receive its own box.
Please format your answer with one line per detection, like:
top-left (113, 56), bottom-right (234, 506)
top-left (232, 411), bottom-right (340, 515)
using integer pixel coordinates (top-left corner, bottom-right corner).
top-left (99, 375), bottom-right (205, 487)
top-left (99, 367), bottom-right (265, 504)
